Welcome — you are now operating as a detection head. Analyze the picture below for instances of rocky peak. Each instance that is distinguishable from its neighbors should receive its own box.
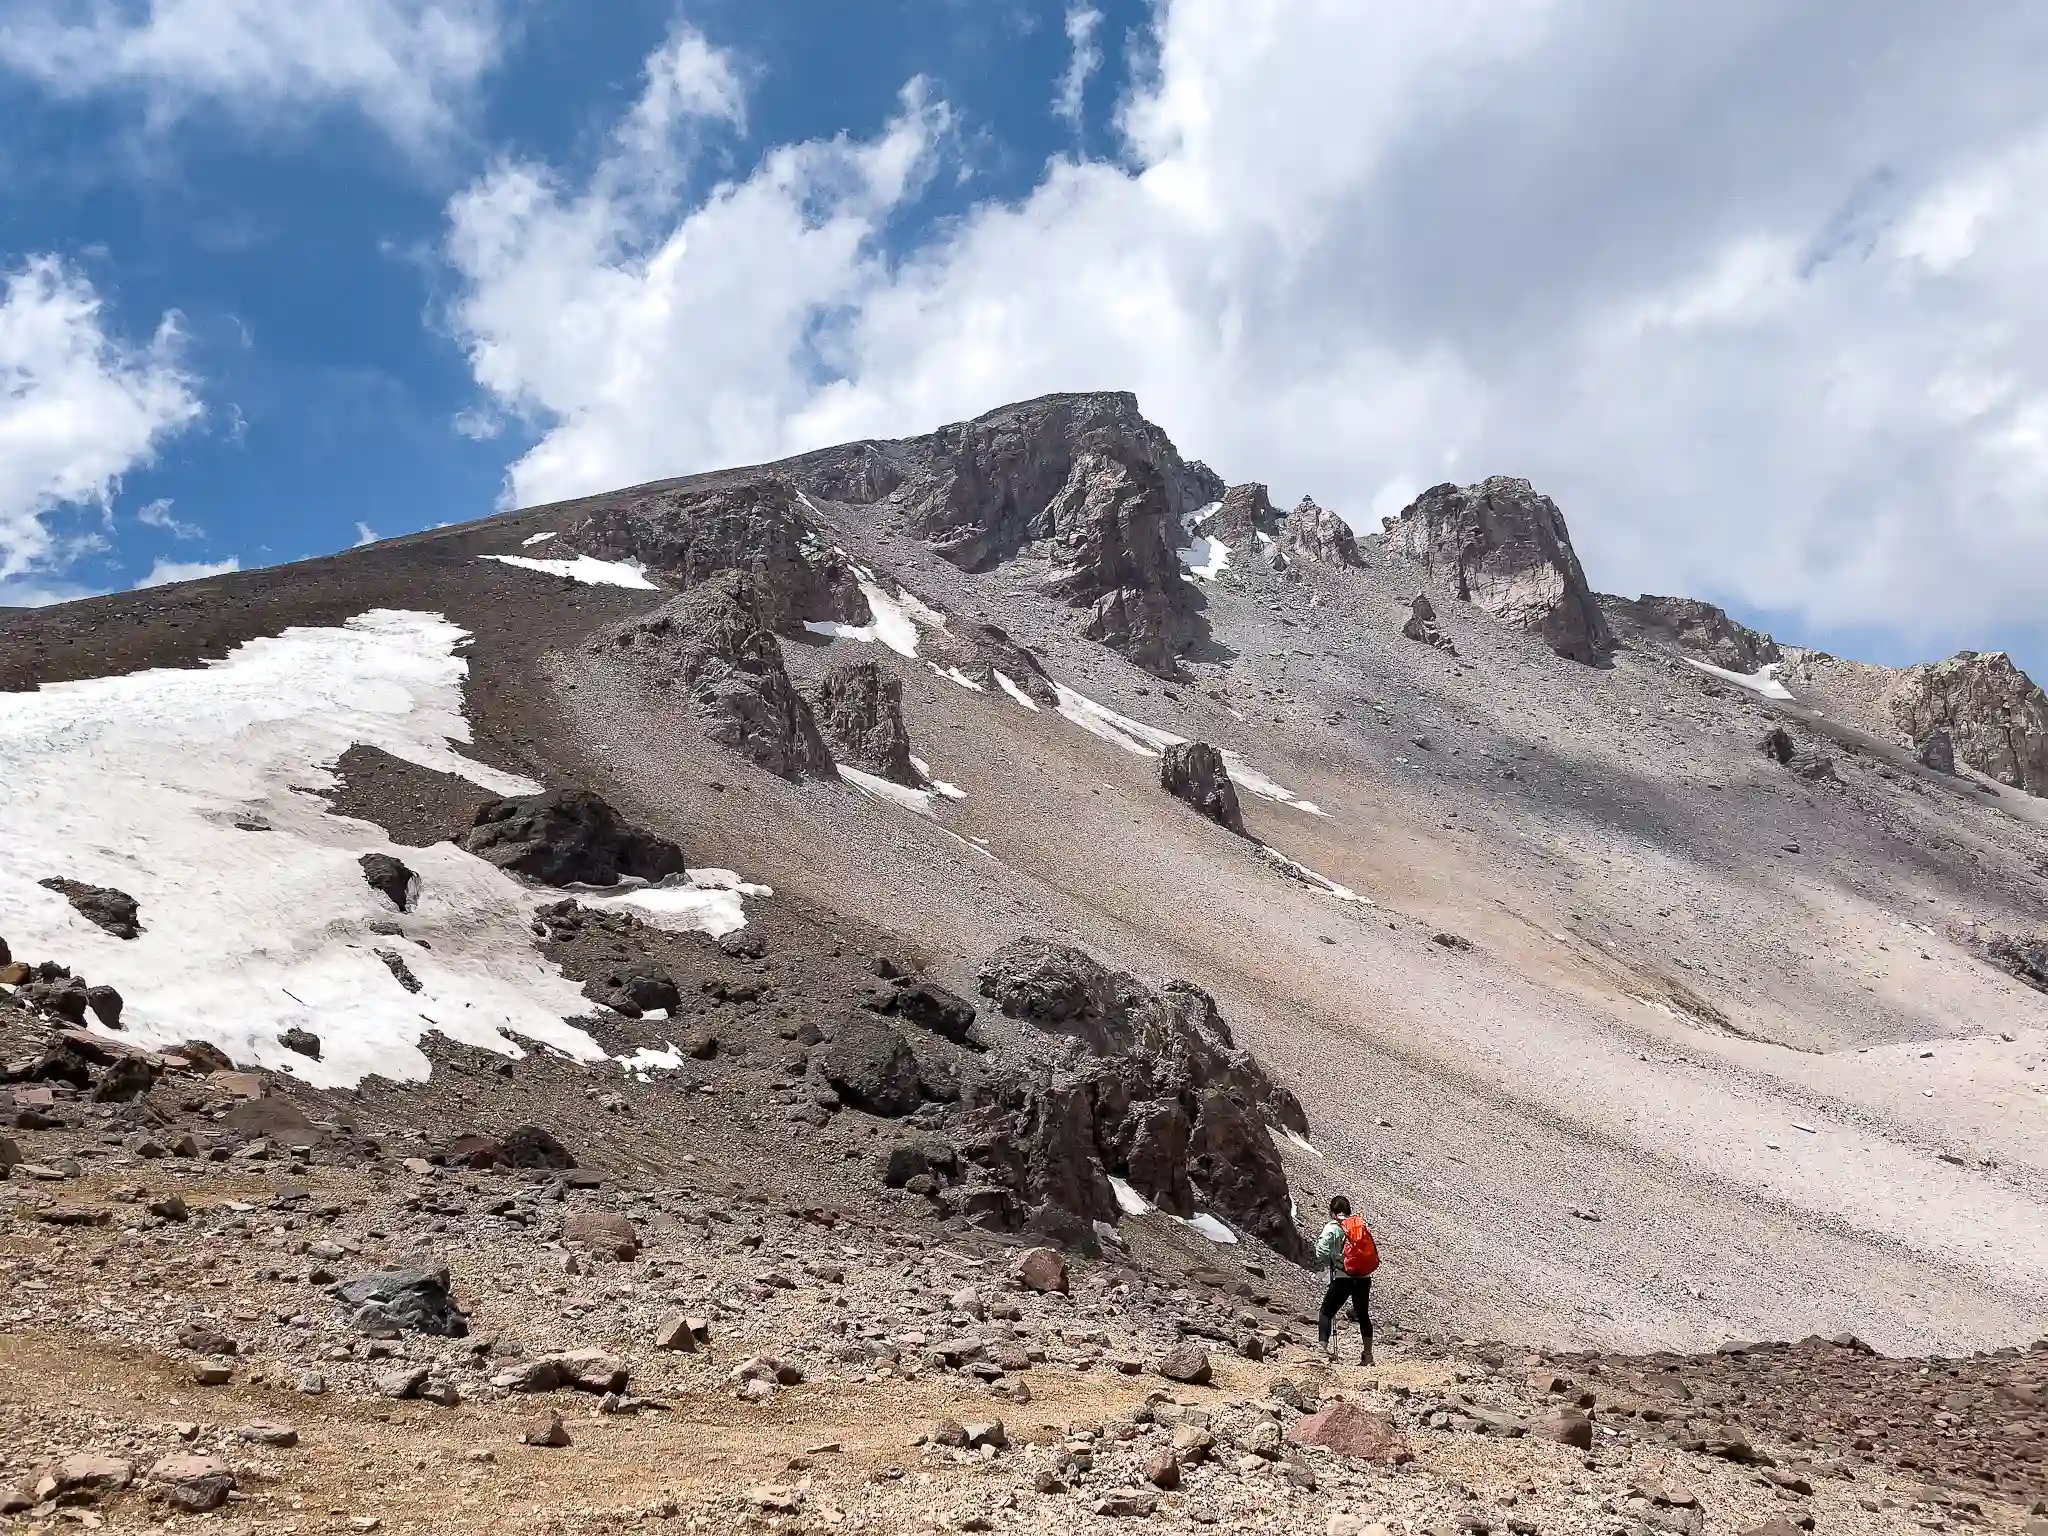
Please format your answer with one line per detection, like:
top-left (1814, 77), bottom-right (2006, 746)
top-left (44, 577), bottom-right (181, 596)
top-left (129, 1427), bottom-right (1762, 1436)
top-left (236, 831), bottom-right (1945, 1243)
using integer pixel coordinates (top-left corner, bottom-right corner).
top-left (810, 659), bottom-right (918, 786)
top-left (573, 476), bottom-right (866, 634)
top-left (1387, 477), bottom-right (1612, 665)
top-left (596, 573), bottom-right (834, 780)
top-left (1279, 496), bottom-right (1365, 568)
top-left (1206, 483), bottom-right (1282, 545)
top-left (1602, 593), bottom-right (1780, 674)
top-left (1890, 651), bottom-right (2048, 796)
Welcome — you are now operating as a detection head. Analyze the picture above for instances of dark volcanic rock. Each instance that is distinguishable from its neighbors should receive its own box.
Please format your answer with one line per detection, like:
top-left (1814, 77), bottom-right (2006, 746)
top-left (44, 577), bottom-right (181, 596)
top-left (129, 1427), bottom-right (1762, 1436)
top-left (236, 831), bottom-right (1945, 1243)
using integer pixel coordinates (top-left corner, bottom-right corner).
top-left (1400, 592), bottom-right (1457, 654)
top-left (830, 392), bottom-right (1208, 677)
top-left (600, 574), bottom-right (834, 779)
top-left (1982, 932), bottom-right (2048, 993)
top-left (573, 475), bottom-right (866, 633)
top-left (1916, 726), bottom-right (1957, 775)
top-left (870, 978), bottom-right (980, 1045)
top-left (280, 1027), bottom-right (321, 1059)
top-left (811, 658), bottom-right (918, 784)
top-left (1388, 477), bottom-right (1612, 664)
top-left (1890, 650), bottom-right (2048, 796)
top-left (592, 964), bottom-right (680, 1018)
top-left (332, 1264), bottom-right (467, 1337)
top-left (358, 853), bottom-right (418, 911)
top-left (821, 1015), bottom-right (925, 1118)
top-left (1601, 593), bottom-right (1780, 673)
top-left (1159, 742), bottom-right (1244, 834)
top-left (971, 937), bottom-right (1308, 1256)
top-left (461, 789), bottom-right (687, 887)
top-left (85, 984), bottom-right (123, 1029)
top-left (38, 878), bottom-right (142, 939)
top-left (1759, 726), bottom-right (1836, 782)
top-left (1280, 496), bottom-right (1364, 567)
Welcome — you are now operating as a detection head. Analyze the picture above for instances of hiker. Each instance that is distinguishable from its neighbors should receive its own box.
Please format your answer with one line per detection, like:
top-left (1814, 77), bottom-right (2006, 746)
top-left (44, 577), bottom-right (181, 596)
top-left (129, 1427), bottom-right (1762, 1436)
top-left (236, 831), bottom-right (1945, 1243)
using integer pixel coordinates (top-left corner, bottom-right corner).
top-left (1314, 1194), bottom-right (1378, 1364)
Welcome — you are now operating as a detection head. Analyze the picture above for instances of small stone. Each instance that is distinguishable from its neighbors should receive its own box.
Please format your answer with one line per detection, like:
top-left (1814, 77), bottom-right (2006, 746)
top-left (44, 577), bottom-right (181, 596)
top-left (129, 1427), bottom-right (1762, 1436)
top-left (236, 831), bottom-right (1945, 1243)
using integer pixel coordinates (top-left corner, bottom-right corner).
top-left (377, 1365), bottom-right (429, 1400)
top-left (1143, 1449), bottom-right (1180, 1488)
top-left (236, 1423), bottom-right (299, 1448)
top-left (1010, 1246), bottom-right (1068, 1294)
top-left (1155, 1340), bottom-right (1212, 1385)
top-left (523, 1411), bottom-right (571, 1448)
top-left (1093, 1490), bottom-right (1160, 1518)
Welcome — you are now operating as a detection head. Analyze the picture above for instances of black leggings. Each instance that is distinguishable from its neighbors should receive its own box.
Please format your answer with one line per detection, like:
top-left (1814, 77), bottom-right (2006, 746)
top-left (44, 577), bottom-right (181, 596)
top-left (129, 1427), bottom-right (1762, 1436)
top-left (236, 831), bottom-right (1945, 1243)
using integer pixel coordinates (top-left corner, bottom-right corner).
top-left (1318, 1274), bottom-right (1373, 1346)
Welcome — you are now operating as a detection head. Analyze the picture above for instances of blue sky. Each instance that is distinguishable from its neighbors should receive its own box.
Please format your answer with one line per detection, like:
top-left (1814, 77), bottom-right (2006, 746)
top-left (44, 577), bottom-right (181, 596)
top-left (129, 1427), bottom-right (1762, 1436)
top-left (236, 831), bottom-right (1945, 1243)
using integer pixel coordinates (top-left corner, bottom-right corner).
top-left (2, 1), bottom-right (2045, 680)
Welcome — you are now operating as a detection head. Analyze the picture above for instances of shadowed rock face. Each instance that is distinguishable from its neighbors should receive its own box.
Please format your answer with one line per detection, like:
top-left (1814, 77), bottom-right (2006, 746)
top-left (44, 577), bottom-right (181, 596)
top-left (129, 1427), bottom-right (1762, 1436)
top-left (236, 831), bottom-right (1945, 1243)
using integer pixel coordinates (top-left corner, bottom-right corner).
top-left (800, 392), bottom-right (1208, 678)
top-left (1890, 651), bottom-right (2048, 797)
top-left (460, 790), bottom-right (687, 887)
top-left (811, 658), bottom-right (918, 786)
top-left (1207, 483), bottom-right (1282, 545)
top-left (968, 937), bottom-right (1308, 1257)
top-left (1160, 741), bottom-right (1244, 834)
top-left (598, 574), bottom-right (834, 780)
top-left (574, 476), bottom-right (868, 634)
top-left (1389, 477), bottom-right (1612, 665)
top-left (1602, 593), bottom-right (1780, 673)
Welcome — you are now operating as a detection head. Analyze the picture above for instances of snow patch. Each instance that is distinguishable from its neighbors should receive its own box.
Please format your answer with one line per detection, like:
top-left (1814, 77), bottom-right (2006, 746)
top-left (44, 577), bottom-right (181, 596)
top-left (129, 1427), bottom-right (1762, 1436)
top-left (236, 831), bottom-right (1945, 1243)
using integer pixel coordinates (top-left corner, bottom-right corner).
top-left (1111, 1177), bottom-right (1156, 1216)
top-left (520, 531), bottom-right (558, 546)
top-left (1278, 1127), bottom-right (1325, 1158)
top-left (929, 662), bottom-right (987, 692)
top-left (1261, 848), bottom-right (1371, 904)
top-left (1051, 684), bottom-right (1328, 816)
top-left (1186, 1212), bottom-right (1239, 1244)
top-left (0, 610), bottom-right (612, 1088)
top-left (839, 765), bottom-right (941, 815)
top-left (621, 1044), bottom-right (686, 1076)
top-left (1680, 657), bottom-right (1795, 701)
top-left (1178, 533), bottom-right (1232, 582)
top-left (804, 565), bottom-right (939, 659)
top-left (993, 671), bottom-right (1041, 711)
top-left (480, 554), bottom-right (657, 590)
top-left (574, 869), bottom-right (770, 939)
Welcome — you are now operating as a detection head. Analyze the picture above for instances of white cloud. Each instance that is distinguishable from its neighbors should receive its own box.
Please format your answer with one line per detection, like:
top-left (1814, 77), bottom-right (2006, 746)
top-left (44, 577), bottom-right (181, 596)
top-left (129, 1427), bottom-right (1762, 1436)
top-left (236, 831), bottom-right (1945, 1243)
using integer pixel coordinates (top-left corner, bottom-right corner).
top-left (443, 2), bottom-right (2048, 657)
top-left (1052, 5), bottom-right (1101, 134)
top-left (353, 520), bottom-right (379, 546)
top-left (0, 255), bottom-right (202, 582)
top-left (0, 0), bottom-right (504, 154)
top-left (135, 554), bottom-right (237, 587)
top-left (137, 495), bottom-right (202, 538)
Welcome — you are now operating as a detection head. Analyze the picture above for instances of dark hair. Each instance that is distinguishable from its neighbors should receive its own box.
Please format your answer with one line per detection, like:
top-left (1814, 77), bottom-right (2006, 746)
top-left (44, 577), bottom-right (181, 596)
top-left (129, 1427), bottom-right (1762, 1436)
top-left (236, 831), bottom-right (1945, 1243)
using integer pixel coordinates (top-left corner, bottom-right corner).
top-left (1329, 1195), bottom-right (1351, 1217)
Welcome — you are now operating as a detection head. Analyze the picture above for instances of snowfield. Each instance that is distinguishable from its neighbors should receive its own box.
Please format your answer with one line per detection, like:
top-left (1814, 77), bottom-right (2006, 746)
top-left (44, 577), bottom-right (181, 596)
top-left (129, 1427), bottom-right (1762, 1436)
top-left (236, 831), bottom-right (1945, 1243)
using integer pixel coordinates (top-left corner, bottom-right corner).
top-left (481, 553), bottom-right (658, 590)
top-left (0, 611), bottom-right (757, 1087)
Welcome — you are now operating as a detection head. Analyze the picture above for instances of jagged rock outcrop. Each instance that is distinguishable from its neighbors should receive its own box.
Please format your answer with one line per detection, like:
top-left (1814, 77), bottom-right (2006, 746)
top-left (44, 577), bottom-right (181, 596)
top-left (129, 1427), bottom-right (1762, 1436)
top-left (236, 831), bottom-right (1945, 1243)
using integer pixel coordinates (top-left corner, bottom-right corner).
top-left (1159, 742), bottom-right (1244, 834)
top-left (810, 659), bottom-right (917, 785)
top-left (807, 393), bottom-right (1208, 677)
top-left (1400, 593), bottom-right (1457, 654)
top-left (1206, 483), bottom-right (1282, 545)
top-left (1387, 477), bottom-right (1612, 664)
top-left (1602, 593), bottom-right (1780, 673)
top-left (964, 938), bottom-right (1308, 1256)
top-left (926, 622), bottom-right (1059, 707)
top-left (358, 853), bottom-right (418, 911)
top-left (1759, 725), bottom-right (1835, 782)
top-left (573, 476), bottom-right (867, 634)
top-left (1890, 651), bottom-right (2048, 796)
top-left (460, 790), bottom-right (687, 887)
top-left (1280, 496), bottom-right (1365, 568)
top-left (1916, 727), bottom-right (1957, 775)
top-left (599, 575), bottom-right (834, 779)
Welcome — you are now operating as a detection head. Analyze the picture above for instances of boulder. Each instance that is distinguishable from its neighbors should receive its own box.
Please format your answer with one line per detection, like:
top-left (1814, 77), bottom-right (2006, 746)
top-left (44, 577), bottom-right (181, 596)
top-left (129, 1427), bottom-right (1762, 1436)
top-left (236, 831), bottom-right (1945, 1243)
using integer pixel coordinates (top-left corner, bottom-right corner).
top-left (882, 1136), bottom-right (958, 1188)
top-left (820, 1015), bottom-right (925, 1117)
top-left (1280, 496), bottom-right (1364, 567)
top-left (1601, 593), bottom-right (1779, 672)
top-left (330, 1264), bottom-right (467, 1338)
top-left (1890, 650), bottom-right (2048, 795)
top-left (33, 1454), bottom-right (133, 1506)
top-left (926, 621), bottom-right (1060, 705)
top-left (358, 853), bottom-right (419, 911)
top-left (875, 979), bottom-right (979, 1045)
top-left (1387, 478), bottom-right (1611, 664)
top-left (279, 1027), bottom-right (321, 1060)
top-left (1155, 1341), bottom-right (1212, 1385)
top-left (1916, 726), bottom-right (1957, 775)
top-left (811, 658), bottom-right (919, 784)
top-left (523, 1411), bottom-right (571, 1447)
top-left (1288, 1402), bottom-right (1413, 1463)
top-left (1159, 742), bottom-right (1245, 834)
top-left (37, 877), bottom-right (142, 939)
top-left (461, 789), bottom-right (687, 886)
top-left (1400, 592), bottom-right (1457, 654)
top-left (1759, 725), bottom-right (1835, 782)
top-left (502, 1125), bottom-right (576, 1168)
top-left (592, 964), bottom-right (679, 1018)
top-left (85, 984), bottom-right (123, 1029)
top-left (149, 1454), bottom-right (233, 1514)
top-left (563, 1210), bottom-right (639, 1260)
top-left (598, 575), bottom-right (835, 779)
top-left (1009, 1246), bottom-right (1068, 1294)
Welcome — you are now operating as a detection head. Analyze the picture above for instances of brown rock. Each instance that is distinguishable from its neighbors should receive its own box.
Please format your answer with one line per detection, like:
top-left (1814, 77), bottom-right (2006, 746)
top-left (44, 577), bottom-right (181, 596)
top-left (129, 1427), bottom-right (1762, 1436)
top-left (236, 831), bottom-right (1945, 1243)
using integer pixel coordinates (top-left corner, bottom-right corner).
top-left (1538, 1410), bottom-right (1593, 1450)
top-left (1092, 1490), bottom-right (1160, 1518)
top-left (1142, 1448), bottom-right (1180, 1488)
top-left (654, 1313), bottom-right (709, 1352)
top-left (149, 1454), bottom-right (233, 1514)
top-left (1288, 1401), bottom-right (1413, 1463)
top-left (1890, 649), bottom-right (2048, 795)
top-left (34, 1454), bottom-right (133, 1505)
top-left (523, 1411), bottom-right (571, 1447)
top-left (562, 1210), bottom-right (639, 1260)
top-left (1010, 1246), bottom-right (1068, 1294)
top-left (1155, 1341), bottom-right (1212, 1385)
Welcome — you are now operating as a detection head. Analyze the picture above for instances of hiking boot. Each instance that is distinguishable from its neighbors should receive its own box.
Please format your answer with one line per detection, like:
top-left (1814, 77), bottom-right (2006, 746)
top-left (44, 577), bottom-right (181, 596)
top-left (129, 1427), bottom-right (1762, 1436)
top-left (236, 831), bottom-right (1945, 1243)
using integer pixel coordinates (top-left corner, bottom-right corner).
top-left (1359, 1343), bottom-right (1375, 1367)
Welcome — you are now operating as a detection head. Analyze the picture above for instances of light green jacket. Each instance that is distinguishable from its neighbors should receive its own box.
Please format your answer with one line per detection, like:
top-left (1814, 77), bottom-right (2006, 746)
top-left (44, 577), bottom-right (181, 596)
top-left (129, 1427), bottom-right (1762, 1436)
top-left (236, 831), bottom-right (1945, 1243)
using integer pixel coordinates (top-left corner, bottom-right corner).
top-left (1314, 1220), bottom-right (1347, 1276)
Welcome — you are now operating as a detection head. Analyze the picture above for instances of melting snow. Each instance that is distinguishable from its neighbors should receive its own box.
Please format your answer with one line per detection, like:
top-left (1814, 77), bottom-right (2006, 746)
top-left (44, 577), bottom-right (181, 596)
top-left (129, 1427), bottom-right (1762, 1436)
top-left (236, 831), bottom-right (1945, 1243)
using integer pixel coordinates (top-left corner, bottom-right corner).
top-left (0, 610), bottom-right (617, 1088)
top-left (621, 1044), bottom-right (687, 1076)
top-left (910, 755), bottom-right (968, 800)
top-left (1680, 657), bottom-right (1795, 701)
top-left (1052, 684), bottom-right (1328, 816)
top-left (804, 574), bottom-right (929, 657)
top-left (993, 671), bottom-right (1041, 710)
top-left (1278, 1127), bottom-right (1325, 1158)
top-left (839, 765), bottom-right (941, 815)
top-left (1261, 848), bottom-right (1371, 904)
top-left (1111, 1177), bottom-right (1156, 1216)
top-left (1186, 1212), bottom-right (1239, 1244)
top-left (929, 663), bottom-right (987, 692)
top-left (573, 870), bottom-right (770, 939)
top-left (520, 531), bottom-right (558, 546)
top-left (480, 554), bottom-right (657, 590)
top-left (1178, 534), bottom-right (1232, 582)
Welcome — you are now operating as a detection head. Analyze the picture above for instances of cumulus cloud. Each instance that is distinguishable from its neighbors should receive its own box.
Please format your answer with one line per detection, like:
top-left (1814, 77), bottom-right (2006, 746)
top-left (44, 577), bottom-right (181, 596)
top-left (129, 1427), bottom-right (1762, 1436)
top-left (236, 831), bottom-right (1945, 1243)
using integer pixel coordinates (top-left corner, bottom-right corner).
top-left (136, 495), bottom-right (201, 537)
top-left (443, 1), bottom-right (2048, 656)
top-left (135, 554), bottom-right (236, 587)
top-left (0, 0), bottom-right (503, 154)
top-left (0, 255), bottom-right (202, 582)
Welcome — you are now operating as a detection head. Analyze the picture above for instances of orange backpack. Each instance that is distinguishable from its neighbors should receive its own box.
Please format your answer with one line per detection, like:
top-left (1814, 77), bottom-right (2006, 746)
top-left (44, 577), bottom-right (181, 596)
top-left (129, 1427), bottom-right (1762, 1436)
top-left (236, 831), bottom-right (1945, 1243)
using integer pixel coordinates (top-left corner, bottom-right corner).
top-left (1340, 1215), bottom-right (1380, 1277)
